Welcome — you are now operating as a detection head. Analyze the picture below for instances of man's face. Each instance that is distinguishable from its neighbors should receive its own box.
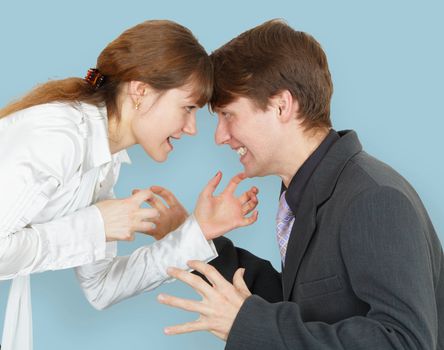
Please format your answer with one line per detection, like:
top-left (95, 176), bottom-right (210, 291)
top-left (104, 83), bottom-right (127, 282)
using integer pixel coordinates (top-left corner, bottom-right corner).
top-left (214, 97), bottom-right (281, 177)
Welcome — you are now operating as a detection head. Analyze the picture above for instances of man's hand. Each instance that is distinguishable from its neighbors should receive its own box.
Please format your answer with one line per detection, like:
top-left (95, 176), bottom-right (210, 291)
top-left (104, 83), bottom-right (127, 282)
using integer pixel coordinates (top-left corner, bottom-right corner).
top-left (132, 186), bottom-right (188, 240)
top-left (194, 171), bottom-right (259, 240)
top-left (158, 260), bottom-right (252, 340)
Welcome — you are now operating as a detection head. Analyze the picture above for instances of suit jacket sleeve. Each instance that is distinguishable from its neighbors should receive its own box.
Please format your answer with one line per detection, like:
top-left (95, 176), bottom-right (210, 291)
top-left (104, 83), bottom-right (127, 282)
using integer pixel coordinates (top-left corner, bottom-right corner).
top-left (226, 186), bottom-right (438, 350)
top-left (209, 237), bottom-right (283, 303)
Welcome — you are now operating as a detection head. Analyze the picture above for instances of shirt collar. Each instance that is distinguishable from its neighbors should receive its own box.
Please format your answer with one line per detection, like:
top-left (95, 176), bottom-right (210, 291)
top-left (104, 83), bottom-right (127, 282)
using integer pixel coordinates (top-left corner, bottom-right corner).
top-left (281, 129), bottom-right (340, 214)
top-left (78, 102), bottom-right (131, 172)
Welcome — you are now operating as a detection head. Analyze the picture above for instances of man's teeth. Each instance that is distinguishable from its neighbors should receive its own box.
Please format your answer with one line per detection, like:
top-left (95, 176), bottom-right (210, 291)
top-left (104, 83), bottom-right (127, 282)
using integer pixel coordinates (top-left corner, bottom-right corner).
top-left (237, 147), bottom-right (247, 156)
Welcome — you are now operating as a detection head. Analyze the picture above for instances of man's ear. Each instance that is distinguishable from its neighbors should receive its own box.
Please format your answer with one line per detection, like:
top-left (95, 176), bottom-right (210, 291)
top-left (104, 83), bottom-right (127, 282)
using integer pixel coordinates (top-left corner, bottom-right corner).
top-left (272, 90), bottom-right (299, 123)
top-left (127, 81), bottom-right (150, 104)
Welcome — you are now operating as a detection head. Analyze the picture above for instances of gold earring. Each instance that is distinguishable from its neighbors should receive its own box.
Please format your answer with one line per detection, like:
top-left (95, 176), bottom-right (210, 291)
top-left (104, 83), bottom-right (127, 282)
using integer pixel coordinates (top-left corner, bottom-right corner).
top-left (135, 100), bottom-right (140, 110)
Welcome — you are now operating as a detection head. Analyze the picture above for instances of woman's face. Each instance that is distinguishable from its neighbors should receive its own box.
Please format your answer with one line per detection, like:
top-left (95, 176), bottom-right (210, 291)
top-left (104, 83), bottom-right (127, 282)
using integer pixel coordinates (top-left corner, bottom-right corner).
top-left (131, 84), bottom-right (199, 162)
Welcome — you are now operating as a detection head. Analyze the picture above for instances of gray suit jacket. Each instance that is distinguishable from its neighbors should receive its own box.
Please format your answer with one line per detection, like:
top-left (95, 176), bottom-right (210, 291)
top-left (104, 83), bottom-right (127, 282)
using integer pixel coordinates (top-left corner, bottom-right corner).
top-left (211, 130), bottom-right (443, 349)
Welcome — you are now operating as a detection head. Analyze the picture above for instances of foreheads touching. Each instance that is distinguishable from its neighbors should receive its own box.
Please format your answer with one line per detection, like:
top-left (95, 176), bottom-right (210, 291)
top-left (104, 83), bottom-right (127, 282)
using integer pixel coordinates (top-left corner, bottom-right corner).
top-left (210, 19), bottom-right (333, 131)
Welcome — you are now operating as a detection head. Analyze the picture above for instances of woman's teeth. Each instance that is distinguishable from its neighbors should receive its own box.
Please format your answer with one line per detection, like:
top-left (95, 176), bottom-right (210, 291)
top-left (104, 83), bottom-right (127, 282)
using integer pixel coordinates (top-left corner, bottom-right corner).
top-left (237, 147), bottom-right (247, 156)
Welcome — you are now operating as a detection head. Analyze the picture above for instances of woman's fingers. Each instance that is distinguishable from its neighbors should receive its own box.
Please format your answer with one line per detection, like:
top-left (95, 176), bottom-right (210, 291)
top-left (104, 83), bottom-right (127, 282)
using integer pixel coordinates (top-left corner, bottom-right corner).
top-left (201, 171), bottom-right (223, 197)
top-left (133, 188), bottom-right (169, 211)
top-left (242, 197), bottom-right (258, 215)
top-left (223, 173), bottom-right (246, 195)
top-left (131, 188), bottom-right (154, 205)
top-left (135, 207), bottom-right (159, 220)
top-left (240, 210), bottom-right (259, 227)
top-left (238, 186), bottom-right (259, 205)
top-left (135, 221), bottom-right (156, 233)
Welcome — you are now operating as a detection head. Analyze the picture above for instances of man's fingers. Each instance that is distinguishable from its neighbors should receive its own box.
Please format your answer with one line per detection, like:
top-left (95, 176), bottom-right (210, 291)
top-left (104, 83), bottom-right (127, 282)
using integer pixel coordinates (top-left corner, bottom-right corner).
top-left (201, 171), bottom-right (223, 197)
top-left (158, 294), bottom-right (209, 315)
top-left (187, 260), bottom-right (229, 288)
top-left (133, 188), bottom-right (168, 211)
top-left (147, 193), bottom-right (168, 211)
top-left (151, 186), bottom-right (181, 208)
top-left (164, 320), bottom-right (207, 336)
top-left (233, 268), bottom-right (251, 297)
top-left (224, 173), bottom-right (247, 194)
top-left (167, 267), bottom-right (214, 297)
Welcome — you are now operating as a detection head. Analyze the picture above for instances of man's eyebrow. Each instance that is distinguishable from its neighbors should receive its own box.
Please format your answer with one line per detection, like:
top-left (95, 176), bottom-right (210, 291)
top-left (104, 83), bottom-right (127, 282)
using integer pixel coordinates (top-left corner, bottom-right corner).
top-left (216, 107), bottom-right (234, 114)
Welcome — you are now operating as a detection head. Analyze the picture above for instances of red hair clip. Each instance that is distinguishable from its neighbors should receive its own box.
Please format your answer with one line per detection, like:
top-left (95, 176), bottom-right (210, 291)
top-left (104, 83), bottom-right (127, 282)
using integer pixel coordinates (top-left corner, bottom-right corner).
top-left (84, 68), bottom-right (106, 89)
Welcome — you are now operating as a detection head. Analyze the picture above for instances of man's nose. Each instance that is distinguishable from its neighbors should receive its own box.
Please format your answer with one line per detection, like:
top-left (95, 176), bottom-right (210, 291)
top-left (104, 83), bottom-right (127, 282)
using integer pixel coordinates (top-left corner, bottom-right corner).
top-left (215, 119), bottom-right (230, 145)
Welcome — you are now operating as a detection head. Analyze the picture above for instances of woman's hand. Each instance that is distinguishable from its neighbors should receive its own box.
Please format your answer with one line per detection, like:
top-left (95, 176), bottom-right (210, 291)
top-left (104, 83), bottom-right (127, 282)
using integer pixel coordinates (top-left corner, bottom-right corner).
top-left (194, 172), bottom-right (259, 240)
top-left (132, 186), bottom-right (188, 240)
top-left (94, 189), bottom-right (159, 242)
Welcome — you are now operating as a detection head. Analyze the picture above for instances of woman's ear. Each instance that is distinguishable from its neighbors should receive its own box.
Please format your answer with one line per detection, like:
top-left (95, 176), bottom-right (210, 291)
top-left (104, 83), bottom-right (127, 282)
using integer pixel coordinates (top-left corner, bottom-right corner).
top-left (128, 81), bottom-right (150, 103)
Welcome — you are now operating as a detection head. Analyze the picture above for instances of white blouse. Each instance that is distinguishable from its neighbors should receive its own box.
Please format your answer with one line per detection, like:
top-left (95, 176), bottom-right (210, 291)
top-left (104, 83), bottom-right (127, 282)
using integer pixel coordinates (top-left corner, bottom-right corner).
top-left (0, 102), bottom-right (217, 350)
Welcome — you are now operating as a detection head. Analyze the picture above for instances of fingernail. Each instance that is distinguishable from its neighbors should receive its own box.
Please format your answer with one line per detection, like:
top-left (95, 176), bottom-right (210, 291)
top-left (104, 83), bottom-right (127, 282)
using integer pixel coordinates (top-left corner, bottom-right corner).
top-left (164, 328), bottom-right (171, 335)
top-left (158, 294), bottom-right (165, 302)
top-left (215, 171), bottom-right (220, 177)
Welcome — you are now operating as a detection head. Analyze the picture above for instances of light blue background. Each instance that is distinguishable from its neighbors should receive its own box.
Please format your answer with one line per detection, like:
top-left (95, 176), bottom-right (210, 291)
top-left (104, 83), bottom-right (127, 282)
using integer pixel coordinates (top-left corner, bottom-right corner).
top-left (1, 1), bottom-right (443, 349)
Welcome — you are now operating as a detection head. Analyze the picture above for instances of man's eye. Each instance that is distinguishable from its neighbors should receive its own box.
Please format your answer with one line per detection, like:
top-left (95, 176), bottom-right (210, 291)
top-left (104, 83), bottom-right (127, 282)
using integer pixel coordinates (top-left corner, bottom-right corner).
top-left (185, 106), bottom-right (196, 113)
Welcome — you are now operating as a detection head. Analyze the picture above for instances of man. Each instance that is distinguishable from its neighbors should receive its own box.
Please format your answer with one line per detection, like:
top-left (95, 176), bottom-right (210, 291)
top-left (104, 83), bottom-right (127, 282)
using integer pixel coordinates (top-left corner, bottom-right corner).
top-left (157, 19), bottom-right (443, 349)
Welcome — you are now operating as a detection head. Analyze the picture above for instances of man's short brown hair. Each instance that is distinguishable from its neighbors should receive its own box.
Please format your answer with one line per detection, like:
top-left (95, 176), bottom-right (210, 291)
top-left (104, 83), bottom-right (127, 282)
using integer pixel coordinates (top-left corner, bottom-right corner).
top-left (210, 19), bottom-right (333, 129)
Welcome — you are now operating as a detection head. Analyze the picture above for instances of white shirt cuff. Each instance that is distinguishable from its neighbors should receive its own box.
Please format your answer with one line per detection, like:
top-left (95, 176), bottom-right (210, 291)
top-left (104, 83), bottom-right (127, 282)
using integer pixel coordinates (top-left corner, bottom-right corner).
top-left (31, 205), bottom-right (107, 272)
top-left (152, 214), bottom-right (218, 279)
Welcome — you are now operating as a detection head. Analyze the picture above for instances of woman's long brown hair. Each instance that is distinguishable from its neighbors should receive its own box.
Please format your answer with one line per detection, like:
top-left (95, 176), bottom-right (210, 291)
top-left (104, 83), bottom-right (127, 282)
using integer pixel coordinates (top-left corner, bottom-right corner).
top-left (0, 20), bottom-right (213, 119)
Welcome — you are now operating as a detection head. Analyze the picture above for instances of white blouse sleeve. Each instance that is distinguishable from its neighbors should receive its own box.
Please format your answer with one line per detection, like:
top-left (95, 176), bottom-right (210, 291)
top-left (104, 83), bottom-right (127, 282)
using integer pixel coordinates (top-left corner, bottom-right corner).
top-left (0, 117), bottom-right (106, 279)
top-left (75, 215), bottom-right (218, 310)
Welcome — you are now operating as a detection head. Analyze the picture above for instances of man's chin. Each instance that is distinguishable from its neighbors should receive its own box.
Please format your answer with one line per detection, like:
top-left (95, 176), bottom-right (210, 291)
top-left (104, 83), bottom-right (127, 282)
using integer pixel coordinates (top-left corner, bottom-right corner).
top-left (243, 163), bottom-right (272, 179)
top-left (243, 164), bottom-right (259, 178)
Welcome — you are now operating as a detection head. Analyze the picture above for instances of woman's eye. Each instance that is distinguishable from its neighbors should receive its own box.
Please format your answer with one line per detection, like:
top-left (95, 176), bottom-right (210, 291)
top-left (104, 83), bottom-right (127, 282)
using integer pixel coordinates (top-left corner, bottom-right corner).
top-left (185, 106), bottom-right (196, 113)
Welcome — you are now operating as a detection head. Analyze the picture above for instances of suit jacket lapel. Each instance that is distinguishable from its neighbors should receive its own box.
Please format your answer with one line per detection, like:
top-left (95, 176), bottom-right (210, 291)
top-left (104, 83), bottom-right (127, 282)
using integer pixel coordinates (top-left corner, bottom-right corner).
top-left (282, 187), bottom-right (317, 300)
top-left (281, 130), bottom-right (363, 300)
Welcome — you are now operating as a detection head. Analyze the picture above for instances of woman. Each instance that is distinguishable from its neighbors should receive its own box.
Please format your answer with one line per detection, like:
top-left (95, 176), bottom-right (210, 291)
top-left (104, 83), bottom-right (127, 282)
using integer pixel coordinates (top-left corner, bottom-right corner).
top-left (0, 20), bottom-right (258, 350)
